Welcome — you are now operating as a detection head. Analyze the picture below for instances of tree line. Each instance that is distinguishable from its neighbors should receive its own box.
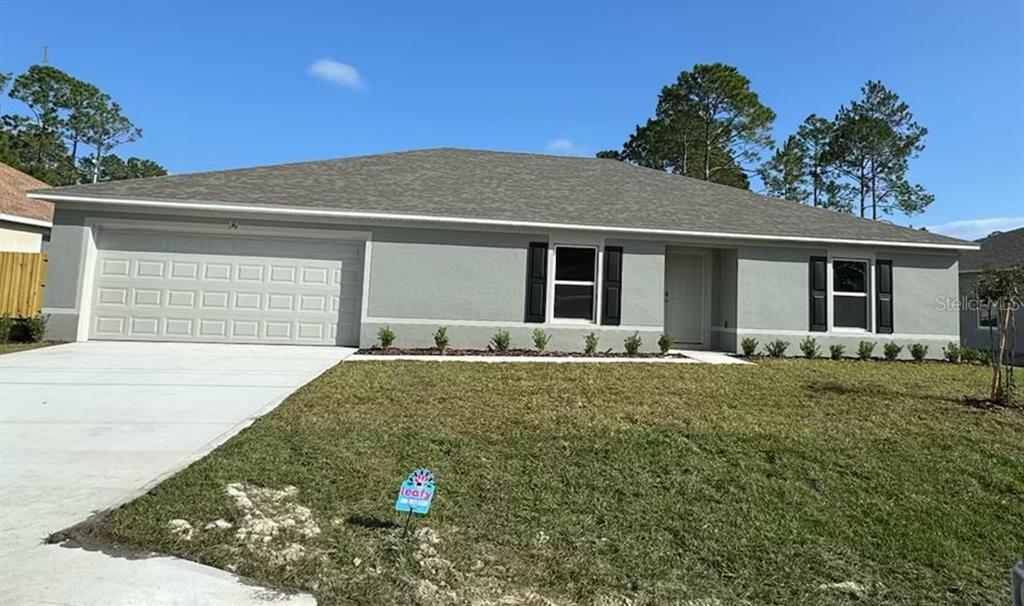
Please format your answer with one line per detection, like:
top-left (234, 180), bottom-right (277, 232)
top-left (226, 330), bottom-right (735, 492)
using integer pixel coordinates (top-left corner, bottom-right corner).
top-left (0, 64), bottom-right (166, 186)
top-left (598, 63), bottom-right (933, 220)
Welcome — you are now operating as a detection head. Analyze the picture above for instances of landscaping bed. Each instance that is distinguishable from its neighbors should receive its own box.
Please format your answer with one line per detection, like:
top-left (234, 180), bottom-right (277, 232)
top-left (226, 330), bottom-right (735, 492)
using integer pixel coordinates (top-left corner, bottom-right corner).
top-left (82, 360), bottom-right (1022, 605)
top-left (356, 347), bottom-right (689, 358)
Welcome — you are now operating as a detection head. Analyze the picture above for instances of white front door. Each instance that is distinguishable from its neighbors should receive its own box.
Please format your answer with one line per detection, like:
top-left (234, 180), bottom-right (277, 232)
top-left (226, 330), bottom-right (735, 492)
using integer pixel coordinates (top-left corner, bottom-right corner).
top-left (664, 252), bottom-right (705, 345)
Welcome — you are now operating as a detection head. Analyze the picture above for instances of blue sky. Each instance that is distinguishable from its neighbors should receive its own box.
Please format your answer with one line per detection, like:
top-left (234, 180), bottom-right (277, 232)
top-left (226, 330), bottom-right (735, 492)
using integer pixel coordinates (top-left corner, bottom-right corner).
top-left (1, 0), bottom-right (1021, 240)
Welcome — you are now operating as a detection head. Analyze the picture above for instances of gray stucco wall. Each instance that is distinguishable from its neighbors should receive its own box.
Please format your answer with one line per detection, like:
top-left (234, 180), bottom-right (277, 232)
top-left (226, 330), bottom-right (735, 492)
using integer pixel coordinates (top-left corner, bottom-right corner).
top-left (710, 248), bottom-right (737, 351)
top-left (891, 252), bottom-right (958, 337)
top-left (366, 228), bottom-right (535, 322)
top-left (736, 246), bottom-right (823, 332)
top-left (727, 245), bottom-right (960, 359)
top-left (42, 204), bottom-right (963, 357)
top-left (608, 238), bottom-right (664, 329)
top-left (43, 213), bottom-right (89, 339)
top-left (43, 206), bottom-right (665, 351)
top-left (959, 272), bottom-right (1024, 361)
top-left (364, 234), bottom-right (664, 351)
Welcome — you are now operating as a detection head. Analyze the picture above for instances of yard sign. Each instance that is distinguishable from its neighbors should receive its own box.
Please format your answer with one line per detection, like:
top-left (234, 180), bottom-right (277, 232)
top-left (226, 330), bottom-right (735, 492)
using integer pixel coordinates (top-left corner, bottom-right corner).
top-left (394, 468), bottom-right (435, 515)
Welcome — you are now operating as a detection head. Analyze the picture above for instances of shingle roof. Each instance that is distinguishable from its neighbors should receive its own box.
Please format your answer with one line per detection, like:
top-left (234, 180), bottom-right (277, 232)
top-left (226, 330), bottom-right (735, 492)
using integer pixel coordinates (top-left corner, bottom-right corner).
top-left (0, 162), bottom-right (53, 223)
top-left (959, 227), bottom-right (1024, 271)
top-left (30, 148), bottom-right (970, 248)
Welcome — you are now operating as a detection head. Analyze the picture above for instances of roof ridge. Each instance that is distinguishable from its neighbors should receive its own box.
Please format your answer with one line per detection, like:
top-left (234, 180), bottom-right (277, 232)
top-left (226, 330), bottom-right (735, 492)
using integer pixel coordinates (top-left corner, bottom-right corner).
top-left (27, 148), bottom-right (974, 249)
top-left (35, 147), bottom-right (611, 193)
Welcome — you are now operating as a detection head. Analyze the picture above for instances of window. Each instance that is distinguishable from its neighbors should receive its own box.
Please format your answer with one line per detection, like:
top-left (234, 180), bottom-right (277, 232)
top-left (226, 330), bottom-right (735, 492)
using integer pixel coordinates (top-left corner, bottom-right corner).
top-left (978, 301), bottom-right (998, 329)
top-left (833, 259), bottom-right (868, 330)
top-left (553, 246), bottom-right (596, 321)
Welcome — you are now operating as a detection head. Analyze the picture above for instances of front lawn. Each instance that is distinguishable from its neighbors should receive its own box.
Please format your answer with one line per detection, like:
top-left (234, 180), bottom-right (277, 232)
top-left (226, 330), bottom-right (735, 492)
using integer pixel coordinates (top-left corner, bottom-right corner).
top-left (100, 360), bottom-right (1022, 605)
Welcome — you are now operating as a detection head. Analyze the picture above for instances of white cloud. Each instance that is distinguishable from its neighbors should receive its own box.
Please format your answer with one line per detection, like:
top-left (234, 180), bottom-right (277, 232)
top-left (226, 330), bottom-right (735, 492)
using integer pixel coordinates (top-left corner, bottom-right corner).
top-left (308, 59), bottom-right (363, 90)
top-left (544, 137), bottom-right (585, 156)
top-left (925, 216), bottom-right (1024, 241)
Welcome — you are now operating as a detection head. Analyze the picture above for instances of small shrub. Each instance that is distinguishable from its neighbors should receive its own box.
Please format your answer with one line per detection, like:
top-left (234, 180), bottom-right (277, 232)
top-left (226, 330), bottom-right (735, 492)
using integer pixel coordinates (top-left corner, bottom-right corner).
top-left (883, 342), bottom-right (903, 361)
top-left (909, 343), bottom-right (928, 362)
top-left (740, 337), bottom-right (758, 357)
top-left (584, 332), bottom-right (599, 355)
top-left (657, 334), bottom-right (672, 354)
top-left (829, 343), bottom-right (846, 360)
top-left (857, 340), bottom-right (876, 360)
top-left (376, 325), bottom-right (396, 349)
top-left (9, 315), bottom-right (48, 343)
top-left (798, 336), bottom-right (820, 359)
top-left (433, 326), bottom-right (449, 351)
top-left (490, 329), bottom-right (511, 352)
top-left (624, 332), bottom-right (642, 355)
top-left (25, 315), bottom-right (47, 342)
top-left (943, 341), bottom-right (961, 363)
top-left (532, 328), bottom-right (551, 352)
top-left (0, 315), bottom-right (15, 342)
top-left (765, 339), bottom-right (789, 358)
top-left (960, 347), bottom-right (991, 365)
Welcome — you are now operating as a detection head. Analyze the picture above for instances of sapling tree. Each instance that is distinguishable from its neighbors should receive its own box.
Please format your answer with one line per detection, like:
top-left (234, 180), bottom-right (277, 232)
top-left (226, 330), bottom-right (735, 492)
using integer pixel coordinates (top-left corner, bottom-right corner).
top-left (976, 263), bottom-right (1024, 402)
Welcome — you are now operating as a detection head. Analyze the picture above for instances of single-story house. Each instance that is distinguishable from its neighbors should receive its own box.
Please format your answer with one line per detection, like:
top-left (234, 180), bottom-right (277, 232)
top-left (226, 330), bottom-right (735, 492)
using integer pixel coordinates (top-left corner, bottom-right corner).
top-left (1, 162), bottom-right (53, 252)
top-left (958, 226), bottom-right (1023, 361)
top-left (28, 148), bottom-right (977, 356)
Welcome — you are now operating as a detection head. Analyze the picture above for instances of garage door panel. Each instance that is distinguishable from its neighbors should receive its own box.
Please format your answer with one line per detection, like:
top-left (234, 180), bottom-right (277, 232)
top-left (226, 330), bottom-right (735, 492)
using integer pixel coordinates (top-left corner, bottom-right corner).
top-left (90, 230), bottom-right (362, 346)
top-left (204, 263), bottom-right (232, 280)
top-left (97, 288), bottom-right (128, 306)
top-left (167, 290), bottom-right (196, 308)
top-left (165, 318), bottom-right (194, 336)
top-left (135, 260), bottom-right (166, 278)
top-left (100, 258), bottom-right (131, 277)
top-left (133, 289), bottom-right (162, 306)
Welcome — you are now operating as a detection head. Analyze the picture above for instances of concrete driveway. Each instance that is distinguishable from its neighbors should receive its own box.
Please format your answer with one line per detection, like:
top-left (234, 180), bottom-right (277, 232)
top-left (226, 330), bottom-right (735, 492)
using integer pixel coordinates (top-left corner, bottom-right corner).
top-left (0, 341), bottom-right (355, 606)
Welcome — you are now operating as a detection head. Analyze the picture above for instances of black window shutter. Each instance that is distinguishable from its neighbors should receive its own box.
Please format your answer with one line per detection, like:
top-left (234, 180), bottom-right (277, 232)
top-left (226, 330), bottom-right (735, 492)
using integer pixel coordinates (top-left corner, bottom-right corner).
top-left (809, 256), bottom-right (827, 332)
top-left (601, 246), bottom-right (623, 325)
top-left (876, 260), bottom-right (893, 334)
top-left (525, 242), bottom-right (547, 323)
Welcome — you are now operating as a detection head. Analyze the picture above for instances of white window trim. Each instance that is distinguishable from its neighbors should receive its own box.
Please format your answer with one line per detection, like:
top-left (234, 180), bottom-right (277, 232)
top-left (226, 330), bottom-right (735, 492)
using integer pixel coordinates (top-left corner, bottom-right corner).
top-left (977, 301), bottom-right (998, 330)
top-left (828, 256), bottom-right (874, 333)
top-left (548, 244), bottom-right (601, 325)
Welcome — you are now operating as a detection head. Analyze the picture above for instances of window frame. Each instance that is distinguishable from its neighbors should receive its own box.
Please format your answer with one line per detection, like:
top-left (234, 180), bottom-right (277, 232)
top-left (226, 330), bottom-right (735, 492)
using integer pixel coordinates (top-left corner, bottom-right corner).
top-left (550, 244), bottom-right (600, 324)
top-left (977, 300), bottom-right (998, 330)
top-left (829, 257), bottom-right (872, 333)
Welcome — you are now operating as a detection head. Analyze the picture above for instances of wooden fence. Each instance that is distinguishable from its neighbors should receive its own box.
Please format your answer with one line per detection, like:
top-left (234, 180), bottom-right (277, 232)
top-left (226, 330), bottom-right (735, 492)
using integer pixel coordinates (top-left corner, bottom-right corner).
top-left (0, 252), bottom-right (47, 318)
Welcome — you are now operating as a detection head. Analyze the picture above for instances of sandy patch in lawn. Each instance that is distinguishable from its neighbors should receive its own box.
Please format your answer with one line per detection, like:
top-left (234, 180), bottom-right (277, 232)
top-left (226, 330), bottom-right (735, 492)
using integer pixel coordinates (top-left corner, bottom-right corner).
top-left (224, 483), bottom-right (322, 566)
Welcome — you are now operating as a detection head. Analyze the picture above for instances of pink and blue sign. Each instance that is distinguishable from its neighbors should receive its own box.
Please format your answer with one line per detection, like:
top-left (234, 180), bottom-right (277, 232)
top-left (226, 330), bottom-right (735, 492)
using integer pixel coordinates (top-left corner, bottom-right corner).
top-left (395, 468), bottom-right (435, 515)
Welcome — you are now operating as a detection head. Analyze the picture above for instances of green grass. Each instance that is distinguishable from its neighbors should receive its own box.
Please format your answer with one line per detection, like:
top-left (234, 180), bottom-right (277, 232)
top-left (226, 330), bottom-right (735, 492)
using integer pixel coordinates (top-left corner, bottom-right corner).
top-left (104, 360), bottom-right (1023, 605)
top-left (0, 341), bottom-right (57, 355)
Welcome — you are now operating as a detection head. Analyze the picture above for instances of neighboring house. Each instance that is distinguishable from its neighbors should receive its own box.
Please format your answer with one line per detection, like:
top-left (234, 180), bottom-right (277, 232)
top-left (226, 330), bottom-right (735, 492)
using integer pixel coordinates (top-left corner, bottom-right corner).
top-left (0, 162), bottom-right (53, 252)
top-left (958, 227), bottom-right (1024, 361)
top-left (28, 148), bottom-right (976, 357)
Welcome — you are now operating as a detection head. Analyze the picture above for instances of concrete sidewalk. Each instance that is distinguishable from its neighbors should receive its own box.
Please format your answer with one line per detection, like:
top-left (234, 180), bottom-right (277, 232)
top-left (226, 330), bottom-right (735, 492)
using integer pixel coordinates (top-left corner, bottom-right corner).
top-left (1, 341), bottom-right (354, 606)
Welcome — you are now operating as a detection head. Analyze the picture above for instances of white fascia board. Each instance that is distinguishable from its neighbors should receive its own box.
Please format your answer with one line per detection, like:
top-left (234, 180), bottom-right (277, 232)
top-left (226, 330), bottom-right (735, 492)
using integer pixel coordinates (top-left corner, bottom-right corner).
top-left (0, 212), bottom-right (53, 228)
top-left (28, 192), bottom-right (981, 251)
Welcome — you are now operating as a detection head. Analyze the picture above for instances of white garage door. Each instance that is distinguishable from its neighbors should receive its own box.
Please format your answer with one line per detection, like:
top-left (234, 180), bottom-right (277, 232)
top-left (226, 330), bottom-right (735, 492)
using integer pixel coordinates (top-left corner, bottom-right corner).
top-left (89, 229), bottom-right (363, 346)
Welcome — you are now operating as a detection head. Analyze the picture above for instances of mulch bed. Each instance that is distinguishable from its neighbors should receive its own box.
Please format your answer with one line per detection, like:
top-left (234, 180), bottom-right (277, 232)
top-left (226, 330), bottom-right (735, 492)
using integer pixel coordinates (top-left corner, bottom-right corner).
top-left (356, 347), bottom-right (688, 358)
